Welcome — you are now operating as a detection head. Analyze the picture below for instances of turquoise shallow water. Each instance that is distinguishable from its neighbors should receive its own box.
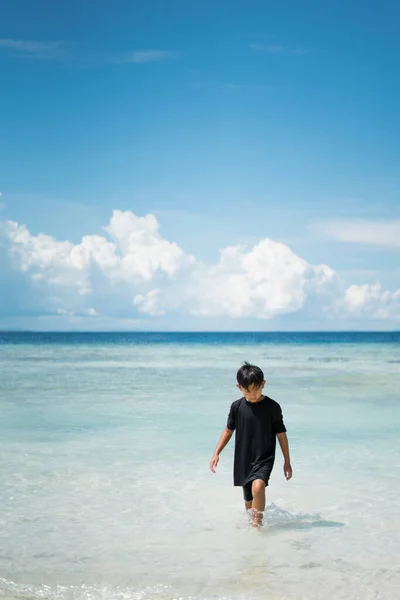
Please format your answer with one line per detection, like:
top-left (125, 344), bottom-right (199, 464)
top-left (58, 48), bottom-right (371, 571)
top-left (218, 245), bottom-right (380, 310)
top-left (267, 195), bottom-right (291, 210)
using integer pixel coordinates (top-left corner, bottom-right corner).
top-left (0, 332), bottom-right (399, 600)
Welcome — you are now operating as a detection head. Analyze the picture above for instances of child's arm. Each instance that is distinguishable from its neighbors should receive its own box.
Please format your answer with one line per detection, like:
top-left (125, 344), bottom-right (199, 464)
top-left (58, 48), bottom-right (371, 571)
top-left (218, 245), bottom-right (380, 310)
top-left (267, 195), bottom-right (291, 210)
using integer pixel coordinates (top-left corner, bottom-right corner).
top-left (210, 428), bottom-right (233, 473)
top-left (277, 432), bottom-right (293, 480)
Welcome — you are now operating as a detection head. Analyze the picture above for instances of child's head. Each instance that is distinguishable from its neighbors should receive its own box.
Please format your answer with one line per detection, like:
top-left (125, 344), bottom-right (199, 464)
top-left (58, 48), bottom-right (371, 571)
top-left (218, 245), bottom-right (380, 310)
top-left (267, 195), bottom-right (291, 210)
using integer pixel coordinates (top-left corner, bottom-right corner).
top-left (236, 361), bottom-right (265, 400)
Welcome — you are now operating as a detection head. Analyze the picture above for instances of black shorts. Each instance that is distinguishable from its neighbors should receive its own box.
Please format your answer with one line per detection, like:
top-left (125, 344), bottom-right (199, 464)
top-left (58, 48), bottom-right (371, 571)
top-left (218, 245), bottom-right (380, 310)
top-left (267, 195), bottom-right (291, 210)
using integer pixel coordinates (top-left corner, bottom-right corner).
top-left (243, 477), bottom-right (269, 502)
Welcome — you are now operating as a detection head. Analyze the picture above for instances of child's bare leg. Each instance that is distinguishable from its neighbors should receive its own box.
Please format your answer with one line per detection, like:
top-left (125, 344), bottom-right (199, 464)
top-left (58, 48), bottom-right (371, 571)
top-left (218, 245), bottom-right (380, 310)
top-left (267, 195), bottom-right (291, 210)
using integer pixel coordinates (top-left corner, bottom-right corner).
top-left (245, 500), bottom-right (253, 511)
top-left (251, 479), bottom-right (266, 527)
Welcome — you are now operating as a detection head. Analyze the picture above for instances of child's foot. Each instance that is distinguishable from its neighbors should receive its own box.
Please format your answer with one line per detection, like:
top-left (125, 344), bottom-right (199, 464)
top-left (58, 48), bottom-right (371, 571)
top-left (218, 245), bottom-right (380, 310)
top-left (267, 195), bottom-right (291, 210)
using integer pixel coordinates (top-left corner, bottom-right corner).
top-left (251, 509), bottom-right (263, 528)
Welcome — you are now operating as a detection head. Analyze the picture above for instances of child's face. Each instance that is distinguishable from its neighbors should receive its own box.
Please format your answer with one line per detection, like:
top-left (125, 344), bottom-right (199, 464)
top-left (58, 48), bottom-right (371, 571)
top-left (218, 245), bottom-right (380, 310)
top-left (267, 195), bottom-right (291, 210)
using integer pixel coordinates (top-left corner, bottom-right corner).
top-left (237, 381), bottom-right (265, 402)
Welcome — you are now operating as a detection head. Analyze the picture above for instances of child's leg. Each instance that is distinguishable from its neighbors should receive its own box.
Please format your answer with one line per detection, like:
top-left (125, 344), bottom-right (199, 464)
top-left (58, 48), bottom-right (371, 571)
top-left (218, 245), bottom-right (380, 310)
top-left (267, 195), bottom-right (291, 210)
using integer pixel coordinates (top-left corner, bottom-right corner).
top-left (243, 482), bottom-right (253, 511)
top-left (251, 479), bottom-right (266, 527)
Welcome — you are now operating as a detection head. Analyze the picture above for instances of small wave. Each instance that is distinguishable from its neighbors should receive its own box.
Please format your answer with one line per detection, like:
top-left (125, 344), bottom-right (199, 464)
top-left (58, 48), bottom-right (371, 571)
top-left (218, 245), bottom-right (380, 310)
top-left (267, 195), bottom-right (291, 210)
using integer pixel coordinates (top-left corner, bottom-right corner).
top-left (0, 580), bottom-right (174, 600)
top-left (260, 503), bottom-right (344, 531)
top-left (307, 357), bottom-right (350, 363)
top-left (0, 579), bottom-right (250, 600)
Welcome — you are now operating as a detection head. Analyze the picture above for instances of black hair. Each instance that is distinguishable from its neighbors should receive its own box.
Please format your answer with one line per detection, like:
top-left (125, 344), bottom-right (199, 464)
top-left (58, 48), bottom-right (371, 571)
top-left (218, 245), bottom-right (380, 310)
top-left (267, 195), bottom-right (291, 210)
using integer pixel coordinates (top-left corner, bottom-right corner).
top-left (236, 361), bottom-right (264, 390)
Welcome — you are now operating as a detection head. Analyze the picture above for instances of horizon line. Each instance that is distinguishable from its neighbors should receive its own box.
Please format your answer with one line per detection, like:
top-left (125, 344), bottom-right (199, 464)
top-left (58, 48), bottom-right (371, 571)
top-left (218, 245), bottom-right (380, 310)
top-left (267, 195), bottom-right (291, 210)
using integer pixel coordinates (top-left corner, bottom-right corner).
top-left (0, 330), bottom-right (399, 334)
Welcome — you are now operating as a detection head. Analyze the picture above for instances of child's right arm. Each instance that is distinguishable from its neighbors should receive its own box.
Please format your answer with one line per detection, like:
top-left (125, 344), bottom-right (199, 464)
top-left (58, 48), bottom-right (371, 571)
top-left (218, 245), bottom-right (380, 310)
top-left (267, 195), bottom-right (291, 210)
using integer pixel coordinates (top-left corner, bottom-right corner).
top-left (209, 428), bottom-right (233, 473)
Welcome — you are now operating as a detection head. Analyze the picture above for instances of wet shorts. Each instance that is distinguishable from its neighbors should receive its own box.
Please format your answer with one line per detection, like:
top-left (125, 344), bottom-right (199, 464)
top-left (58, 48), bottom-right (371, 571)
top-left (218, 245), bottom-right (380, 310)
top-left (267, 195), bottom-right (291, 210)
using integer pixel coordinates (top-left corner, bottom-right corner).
top-left (242, 478), bottom-right (269, 502)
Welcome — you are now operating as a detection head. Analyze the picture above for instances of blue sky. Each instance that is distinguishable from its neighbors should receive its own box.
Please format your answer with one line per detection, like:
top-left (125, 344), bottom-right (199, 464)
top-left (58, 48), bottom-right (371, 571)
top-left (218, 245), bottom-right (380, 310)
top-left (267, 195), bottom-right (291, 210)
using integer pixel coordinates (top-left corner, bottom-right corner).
top-left (0, 0), bottom-right (399, 330)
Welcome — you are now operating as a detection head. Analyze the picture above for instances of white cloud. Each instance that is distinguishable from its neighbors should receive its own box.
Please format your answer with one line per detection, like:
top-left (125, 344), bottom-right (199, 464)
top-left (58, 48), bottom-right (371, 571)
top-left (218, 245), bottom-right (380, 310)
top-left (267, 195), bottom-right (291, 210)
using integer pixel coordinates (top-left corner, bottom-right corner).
top-left (0, 38), bottom-right (64, 60)
top-left (0, 39), bottom-right (178, 65)
top-left (123, 50), bottom-right (177, 64)
top-left (339, 283), bottom-right (400, 320)
top-left (251, 43), bottom-right (307, 55)
top-left (104, 210), bottom-right (194, 280)
top-left (315, 220), bottom-right (400, 247)
top-left (187, 240), bottom-right (336, 318)
top-left (226, 83), bottom-right (273, 91)
top-left (56, 307), bottom-right (97, 317)
top-left (3, 220), bottom-right (93, 297)
top-left (2, 209), bottom-right (193, 285)
top-left (134, 289), bottom-right (164, 316)
top-left (0, 210), bottom-right (194, 315)
top-left (1, 209), bottom-right (399, 324)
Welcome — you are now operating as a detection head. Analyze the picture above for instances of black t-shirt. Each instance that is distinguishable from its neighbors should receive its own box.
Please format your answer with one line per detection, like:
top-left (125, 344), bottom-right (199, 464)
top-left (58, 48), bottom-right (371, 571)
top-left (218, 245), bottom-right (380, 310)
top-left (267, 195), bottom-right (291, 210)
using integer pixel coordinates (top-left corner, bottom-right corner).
top-left (227, 395), bottom-right (287, 486)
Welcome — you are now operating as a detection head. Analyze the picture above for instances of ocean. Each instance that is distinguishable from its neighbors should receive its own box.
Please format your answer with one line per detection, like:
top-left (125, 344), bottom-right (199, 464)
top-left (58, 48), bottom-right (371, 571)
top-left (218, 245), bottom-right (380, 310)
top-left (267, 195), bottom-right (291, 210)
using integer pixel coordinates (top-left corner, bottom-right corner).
top-left (0, 332), bottom-right (399, 600)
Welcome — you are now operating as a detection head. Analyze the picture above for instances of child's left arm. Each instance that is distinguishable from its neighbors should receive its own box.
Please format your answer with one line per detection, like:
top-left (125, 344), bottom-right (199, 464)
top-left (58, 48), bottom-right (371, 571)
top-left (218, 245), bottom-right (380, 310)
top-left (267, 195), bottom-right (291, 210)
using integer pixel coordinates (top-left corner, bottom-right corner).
top-left (277, 432), bottom-right (293, 480)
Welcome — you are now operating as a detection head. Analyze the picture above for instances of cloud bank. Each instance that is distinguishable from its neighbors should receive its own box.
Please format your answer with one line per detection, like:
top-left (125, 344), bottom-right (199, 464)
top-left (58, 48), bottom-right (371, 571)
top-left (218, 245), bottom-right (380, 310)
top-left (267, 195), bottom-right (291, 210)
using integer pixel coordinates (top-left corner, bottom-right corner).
top-left (1, 209), bottom-right (399, 325)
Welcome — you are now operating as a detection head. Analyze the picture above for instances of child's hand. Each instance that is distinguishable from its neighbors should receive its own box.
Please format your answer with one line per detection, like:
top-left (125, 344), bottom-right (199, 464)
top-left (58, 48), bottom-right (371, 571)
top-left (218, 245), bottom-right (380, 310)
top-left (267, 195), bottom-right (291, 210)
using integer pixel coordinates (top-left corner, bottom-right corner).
top-left (284, 462), bottom-right (293, 480)
top-left (210, 453), bottom-right (219, 473)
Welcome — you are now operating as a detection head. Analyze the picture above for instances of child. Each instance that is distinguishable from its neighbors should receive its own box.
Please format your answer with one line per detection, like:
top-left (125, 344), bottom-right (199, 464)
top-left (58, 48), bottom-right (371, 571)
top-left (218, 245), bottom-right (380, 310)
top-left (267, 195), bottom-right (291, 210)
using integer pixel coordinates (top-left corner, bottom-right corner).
top-left (210, 362), bottom-right (292, 527)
